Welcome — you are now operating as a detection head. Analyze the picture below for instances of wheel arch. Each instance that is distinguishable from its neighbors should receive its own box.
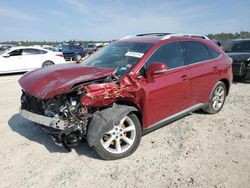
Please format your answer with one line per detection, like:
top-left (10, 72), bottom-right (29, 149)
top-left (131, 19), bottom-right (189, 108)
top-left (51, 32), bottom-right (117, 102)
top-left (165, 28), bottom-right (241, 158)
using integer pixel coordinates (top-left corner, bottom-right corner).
top-left (115, 100), bottom-right (143, 129)
top-left (42, 60), bottom-right (54, 67)
top-left (87, 103), bottom-right (140, 147)
top-left (219, 78), bottom-right (230, 96)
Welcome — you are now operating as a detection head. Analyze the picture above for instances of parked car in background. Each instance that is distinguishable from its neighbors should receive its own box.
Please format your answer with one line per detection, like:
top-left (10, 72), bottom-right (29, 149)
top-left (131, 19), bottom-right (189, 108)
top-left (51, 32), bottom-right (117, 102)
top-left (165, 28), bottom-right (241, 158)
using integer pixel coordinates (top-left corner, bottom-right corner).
top-left (223, 39), bottom-right (250, 81)
top-left (53, 44), bottom-right (85, 61)
top-left (0, 47), bottom-right (6, 53)
top-left (19, 33), bottom-right (232, 160)
top-left (0, 44), bottom-right (16, 50)
top-left (0, 47), bottom-right (65, 74)
top-left (82, 43), bottom-right (97, 54)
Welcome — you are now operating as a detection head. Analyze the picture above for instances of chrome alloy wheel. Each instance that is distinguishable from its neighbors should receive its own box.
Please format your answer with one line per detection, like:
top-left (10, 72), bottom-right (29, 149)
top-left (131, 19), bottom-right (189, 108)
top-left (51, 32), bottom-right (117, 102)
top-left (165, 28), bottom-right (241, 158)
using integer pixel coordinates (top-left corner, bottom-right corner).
top-left (100, 116), bottom-right (136, 154)
top-left (212, 85), bottom-right (225, 111)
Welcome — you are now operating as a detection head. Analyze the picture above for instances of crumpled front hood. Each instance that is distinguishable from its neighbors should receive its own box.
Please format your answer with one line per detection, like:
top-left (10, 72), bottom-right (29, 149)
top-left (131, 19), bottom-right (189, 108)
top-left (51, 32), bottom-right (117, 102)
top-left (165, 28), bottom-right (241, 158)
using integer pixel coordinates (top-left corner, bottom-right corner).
top-left (227, 52), bottom-right (250, 61)
top-left (19, 63), bottom-right (114, 99)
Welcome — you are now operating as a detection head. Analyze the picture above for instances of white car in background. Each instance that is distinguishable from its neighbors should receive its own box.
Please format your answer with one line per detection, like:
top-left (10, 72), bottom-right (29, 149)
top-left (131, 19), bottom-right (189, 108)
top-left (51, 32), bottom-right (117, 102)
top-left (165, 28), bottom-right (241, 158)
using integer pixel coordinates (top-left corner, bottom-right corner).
top-left (0, 47), bottom-right (66, 74)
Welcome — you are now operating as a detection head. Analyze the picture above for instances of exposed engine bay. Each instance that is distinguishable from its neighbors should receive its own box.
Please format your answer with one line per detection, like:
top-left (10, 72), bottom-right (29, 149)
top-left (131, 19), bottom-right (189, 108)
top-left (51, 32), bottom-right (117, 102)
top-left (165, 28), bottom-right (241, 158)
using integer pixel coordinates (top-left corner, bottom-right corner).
top-left (21, 91), bottom-right (92, 149)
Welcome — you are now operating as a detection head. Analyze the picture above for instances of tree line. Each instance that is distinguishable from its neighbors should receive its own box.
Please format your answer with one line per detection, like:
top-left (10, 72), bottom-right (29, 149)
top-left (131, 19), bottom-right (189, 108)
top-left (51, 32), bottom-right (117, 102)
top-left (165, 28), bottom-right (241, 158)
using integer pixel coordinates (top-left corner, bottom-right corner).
top-left (1, 31), bottom-right (250, 46)
top-left (207, 31), bottom-right (250, 41)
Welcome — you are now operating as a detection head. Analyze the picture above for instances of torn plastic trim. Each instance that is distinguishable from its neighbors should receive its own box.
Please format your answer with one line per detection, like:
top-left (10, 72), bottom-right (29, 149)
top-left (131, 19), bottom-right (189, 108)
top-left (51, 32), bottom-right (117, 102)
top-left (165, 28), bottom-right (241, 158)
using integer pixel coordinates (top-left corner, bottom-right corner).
top-left (87, 103), bottom-right (138, 147)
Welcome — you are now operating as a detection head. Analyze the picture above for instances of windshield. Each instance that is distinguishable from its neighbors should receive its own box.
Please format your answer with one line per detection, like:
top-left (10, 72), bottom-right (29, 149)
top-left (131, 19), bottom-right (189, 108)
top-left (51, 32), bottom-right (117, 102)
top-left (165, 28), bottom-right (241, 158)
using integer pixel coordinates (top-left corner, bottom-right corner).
top-left (82, 42), bottom-right (152, 75)
top-left (224, 41), bottom-right (250, 53)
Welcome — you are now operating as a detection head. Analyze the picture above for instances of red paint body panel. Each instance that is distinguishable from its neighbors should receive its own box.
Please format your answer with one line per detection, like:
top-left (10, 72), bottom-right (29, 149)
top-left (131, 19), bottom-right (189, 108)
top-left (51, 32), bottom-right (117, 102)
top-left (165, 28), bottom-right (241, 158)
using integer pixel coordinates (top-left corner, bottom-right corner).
top-left (19, 36), bottom-right (233, 130)
top-left (19, 63), bottom-right (114, 99)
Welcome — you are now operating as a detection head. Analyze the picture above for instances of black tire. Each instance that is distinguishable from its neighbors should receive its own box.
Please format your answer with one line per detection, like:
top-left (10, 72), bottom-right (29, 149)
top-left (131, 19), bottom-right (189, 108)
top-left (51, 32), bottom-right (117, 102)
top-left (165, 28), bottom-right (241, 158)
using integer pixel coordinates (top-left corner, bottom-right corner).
top-left (202, 81), bottom-right (227, 114)
top-left (42, 61), bottom-right (54, 67)
top-left (75, 54), bottom-right (82, 61)
top-left (92, 113), bottom-right (141, 160)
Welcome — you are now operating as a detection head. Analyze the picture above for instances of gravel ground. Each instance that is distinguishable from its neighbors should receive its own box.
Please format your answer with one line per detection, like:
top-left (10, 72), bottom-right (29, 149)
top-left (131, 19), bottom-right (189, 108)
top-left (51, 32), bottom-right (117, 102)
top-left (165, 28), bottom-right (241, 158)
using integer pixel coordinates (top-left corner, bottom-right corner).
top-left (0, 74), bottom-right (249, 188)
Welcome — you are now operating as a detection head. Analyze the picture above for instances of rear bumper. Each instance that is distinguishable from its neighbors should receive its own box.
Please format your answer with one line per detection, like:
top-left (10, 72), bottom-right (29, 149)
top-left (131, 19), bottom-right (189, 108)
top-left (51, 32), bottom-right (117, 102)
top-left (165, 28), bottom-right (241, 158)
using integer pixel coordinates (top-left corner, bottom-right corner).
top-left (19, 109), bottom-right (67, 130)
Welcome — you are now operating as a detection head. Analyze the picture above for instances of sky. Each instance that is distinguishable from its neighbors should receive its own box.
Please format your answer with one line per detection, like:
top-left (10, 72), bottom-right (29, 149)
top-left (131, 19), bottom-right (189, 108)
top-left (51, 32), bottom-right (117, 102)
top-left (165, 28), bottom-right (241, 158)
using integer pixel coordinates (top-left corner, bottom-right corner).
top-left (0, 0), bottom-right (249, 41)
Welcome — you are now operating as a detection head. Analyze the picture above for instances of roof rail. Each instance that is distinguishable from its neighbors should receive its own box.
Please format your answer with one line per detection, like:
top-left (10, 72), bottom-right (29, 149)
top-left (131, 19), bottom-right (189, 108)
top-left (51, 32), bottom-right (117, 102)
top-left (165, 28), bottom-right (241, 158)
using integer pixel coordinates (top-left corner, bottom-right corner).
top-left (161, 33), bottom-right (210, 40)
top-left (120, 35), bottom-right (136, 40)
top-left (136, 33), bottom-right (172, 37)
top-left (120, 33), bottom-right (210, 41)
top-left (120, 33), bottom-right (171, 40)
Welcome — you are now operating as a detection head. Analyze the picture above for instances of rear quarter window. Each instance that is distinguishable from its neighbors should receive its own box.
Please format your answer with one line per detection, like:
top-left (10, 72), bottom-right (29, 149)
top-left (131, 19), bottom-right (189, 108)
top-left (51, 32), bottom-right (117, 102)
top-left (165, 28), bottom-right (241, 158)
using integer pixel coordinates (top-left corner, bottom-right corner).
top-left (207, 46), bottom-right (220, 59)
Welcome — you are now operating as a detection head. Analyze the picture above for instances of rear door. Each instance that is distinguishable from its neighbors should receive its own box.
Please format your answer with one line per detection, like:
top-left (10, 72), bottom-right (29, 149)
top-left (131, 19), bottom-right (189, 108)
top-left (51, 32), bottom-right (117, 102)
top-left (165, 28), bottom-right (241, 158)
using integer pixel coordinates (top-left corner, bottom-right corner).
top-left (182, 41), bottom-right (219, 105)
top-left (141, 42), bottom-right (192, 127)
top-left (62, 45), bottom-right (74, 60)
top-left (22, 48), bottom-right (47, 69)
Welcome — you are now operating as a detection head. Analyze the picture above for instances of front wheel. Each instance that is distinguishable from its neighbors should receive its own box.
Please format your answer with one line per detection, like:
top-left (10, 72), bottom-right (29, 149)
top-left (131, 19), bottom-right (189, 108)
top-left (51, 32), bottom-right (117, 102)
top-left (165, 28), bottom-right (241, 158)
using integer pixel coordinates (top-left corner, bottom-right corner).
top-left (202, 81), bottom-right (226, 114)
top-left (92, 113), bottom-right (141, 160)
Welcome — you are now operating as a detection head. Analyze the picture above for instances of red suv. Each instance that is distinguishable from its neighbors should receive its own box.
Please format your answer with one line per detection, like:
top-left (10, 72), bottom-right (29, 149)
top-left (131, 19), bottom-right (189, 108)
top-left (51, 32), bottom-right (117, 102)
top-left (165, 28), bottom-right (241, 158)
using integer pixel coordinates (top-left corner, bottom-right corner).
top-left (19, 33), bottom-right (233, 160)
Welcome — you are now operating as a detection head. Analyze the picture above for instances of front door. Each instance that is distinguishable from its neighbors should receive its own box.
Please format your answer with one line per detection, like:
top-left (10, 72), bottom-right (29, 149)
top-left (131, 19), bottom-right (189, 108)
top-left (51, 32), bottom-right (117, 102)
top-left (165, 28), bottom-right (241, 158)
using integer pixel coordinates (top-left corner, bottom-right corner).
top-left (140, 42), bottom-right (191, 127)
top-left (1, 49), bottom-right (25, 72)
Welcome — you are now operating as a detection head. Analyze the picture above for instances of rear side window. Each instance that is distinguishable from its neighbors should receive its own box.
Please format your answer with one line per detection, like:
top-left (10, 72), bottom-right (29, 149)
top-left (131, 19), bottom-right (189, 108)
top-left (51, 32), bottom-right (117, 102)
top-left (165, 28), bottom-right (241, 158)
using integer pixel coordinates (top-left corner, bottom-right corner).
top-left (73, 45), bottom-right (82, 50)
top-left (62, 45), bottom-right (70, 50)
top-left (183, 41), bottom-right (210, 64)
top-left (22, 48), bottom-right (47, 55)
top-left (146, 42), bottom-right (184, 69)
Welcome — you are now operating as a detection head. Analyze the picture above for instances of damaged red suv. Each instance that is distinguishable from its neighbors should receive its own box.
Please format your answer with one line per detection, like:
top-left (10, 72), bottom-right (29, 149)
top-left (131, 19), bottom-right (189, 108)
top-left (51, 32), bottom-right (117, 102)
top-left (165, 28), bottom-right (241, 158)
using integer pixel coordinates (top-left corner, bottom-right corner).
top-left (19, 33), bottom-right (233, 160)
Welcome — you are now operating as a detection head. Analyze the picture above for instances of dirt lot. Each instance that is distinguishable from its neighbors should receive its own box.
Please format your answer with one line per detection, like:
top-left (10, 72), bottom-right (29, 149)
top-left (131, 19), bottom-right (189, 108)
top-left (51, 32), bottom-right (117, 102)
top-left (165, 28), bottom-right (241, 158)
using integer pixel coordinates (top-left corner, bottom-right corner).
top-left (0, 74), bottom-right (249, 188)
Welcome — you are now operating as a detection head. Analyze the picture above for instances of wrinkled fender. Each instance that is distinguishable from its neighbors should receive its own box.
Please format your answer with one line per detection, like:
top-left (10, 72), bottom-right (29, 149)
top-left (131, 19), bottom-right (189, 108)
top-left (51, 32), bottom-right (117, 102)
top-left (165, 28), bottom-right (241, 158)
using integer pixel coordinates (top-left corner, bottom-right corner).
top-left (87, 103), bottom-right (138, 147)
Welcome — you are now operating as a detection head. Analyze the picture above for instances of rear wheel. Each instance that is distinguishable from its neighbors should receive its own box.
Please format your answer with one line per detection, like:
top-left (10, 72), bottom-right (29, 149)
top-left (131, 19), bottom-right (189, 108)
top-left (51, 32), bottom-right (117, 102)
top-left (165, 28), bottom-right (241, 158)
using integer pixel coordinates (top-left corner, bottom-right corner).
top-left (92, 113), bottom-right (141, 160)
top-left (42, 61), bottom-right (54, 67)
top-left (202, 81), bottom-right (226, 114)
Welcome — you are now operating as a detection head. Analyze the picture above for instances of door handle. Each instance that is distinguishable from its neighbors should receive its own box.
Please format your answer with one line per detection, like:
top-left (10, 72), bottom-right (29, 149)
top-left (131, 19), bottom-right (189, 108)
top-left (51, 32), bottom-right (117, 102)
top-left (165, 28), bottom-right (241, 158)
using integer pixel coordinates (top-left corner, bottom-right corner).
top-left (181, 75), bottom-right (188, 81)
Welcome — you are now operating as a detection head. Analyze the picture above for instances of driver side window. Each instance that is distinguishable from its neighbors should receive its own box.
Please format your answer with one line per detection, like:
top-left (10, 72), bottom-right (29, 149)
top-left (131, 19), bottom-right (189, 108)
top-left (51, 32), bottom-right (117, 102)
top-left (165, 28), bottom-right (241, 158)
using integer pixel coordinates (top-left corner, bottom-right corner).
top-left (146, 42), bottom-right (184, 70)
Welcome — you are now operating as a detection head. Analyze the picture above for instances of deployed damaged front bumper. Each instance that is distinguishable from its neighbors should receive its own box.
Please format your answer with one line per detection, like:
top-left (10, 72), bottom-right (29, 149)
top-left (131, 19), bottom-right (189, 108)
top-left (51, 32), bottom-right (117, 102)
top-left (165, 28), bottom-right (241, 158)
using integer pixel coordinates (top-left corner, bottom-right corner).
top-left (19, 109), bottom-right (67, 130)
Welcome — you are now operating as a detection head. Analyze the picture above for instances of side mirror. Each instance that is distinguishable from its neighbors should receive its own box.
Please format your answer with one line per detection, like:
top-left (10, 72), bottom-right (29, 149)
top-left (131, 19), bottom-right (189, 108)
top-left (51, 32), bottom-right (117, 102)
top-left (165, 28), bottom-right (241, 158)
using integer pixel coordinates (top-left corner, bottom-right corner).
top-left (3, 54), bottom-right (10, 58)
top-left (146, 62), bottom-right (167, 77)
top-left (145, 62), bottom-right (167, 82)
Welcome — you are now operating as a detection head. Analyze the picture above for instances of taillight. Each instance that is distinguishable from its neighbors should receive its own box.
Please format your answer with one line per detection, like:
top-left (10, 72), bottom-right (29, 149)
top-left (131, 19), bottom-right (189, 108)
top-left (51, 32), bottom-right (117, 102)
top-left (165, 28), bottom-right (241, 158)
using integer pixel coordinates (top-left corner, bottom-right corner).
top-left (56, 53), bottom-right (64, 57)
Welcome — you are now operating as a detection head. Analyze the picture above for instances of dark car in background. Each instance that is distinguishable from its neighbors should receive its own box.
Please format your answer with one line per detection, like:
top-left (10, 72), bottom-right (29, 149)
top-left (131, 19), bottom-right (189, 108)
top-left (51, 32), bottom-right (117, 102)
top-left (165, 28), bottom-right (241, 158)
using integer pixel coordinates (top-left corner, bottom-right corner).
top-left (0, 44), bottom-right (16, 51)
top-left (53, 44), bottom-right (85, 61)
top-left (223, 39), bottom-right (250, 81)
